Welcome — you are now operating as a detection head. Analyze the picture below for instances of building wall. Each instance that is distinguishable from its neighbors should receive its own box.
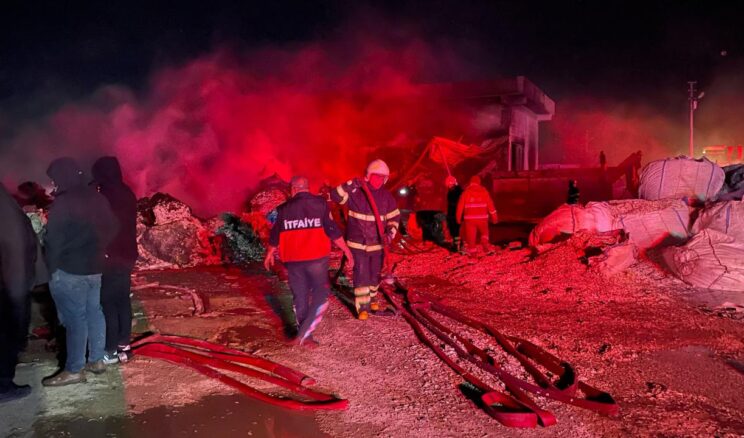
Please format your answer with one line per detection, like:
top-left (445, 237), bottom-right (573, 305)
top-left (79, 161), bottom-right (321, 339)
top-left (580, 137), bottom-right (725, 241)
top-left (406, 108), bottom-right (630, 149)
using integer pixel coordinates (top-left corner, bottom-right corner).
top-left (509, 106), bottom-right (540, 171)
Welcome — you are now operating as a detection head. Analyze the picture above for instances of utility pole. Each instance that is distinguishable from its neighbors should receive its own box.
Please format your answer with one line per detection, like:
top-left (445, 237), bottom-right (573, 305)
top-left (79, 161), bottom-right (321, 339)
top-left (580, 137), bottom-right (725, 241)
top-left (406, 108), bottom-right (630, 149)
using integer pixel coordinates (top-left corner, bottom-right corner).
top-left (688, 81), bottom-right (704, 157)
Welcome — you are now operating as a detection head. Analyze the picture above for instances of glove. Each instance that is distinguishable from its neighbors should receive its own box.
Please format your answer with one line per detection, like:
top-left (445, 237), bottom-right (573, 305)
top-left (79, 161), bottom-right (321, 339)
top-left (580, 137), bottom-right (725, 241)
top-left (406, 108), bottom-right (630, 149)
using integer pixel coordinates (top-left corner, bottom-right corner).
top-left (385, 227), bottom-right (398, 245)
top-left (345, 178), bottom-right (362, 191)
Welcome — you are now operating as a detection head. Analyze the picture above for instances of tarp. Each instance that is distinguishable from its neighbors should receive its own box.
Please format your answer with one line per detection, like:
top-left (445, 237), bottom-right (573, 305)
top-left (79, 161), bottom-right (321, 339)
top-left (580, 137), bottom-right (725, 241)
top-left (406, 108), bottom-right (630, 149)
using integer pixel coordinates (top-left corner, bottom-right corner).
top-left (529, 199), bottom-right (690, 251)
top-left (528, 203), bottom-right (614, 246)
top-left (664, 229), bottom-right (744, 292)
top-left (611, 200), bottom-right (690, 250)
top-left (718, 164), bottom-right (744, 201)
top-left (594, 243), bottom-right (638, 277)
top-left (427, 136), bottom-right (505, 167)
top-left (638, 156), bottom-right (724, 202)
top-left (692, 201), bottom-right (744, 241)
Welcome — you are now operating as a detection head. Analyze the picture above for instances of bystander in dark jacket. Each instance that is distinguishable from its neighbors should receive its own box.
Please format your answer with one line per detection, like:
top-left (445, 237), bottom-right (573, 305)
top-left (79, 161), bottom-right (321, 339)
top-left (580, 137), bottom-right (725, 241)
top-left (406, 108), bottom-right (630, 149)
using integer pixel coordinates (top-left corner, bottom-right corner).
top-left (0, 183), bottom-right (38, 402)
top-left (42, 157), bottom-right (117, 386)
top-left (92, 157), bottom-right (138, 361)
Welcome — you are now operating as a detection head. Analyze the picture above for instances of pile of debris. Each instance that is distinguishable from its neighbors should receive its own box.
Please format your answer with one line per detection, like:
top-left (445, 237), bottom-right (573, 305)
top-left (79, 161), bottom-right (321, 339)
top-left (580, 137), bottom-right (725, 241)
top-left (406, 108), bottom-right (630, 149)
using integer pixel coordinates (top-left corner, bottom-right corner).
top-left (530, 156), bottom-right (744, 292)
top-left (135, 176), bottom-right (287, 270)
top-left (136, 193), bottom-right (222, 270)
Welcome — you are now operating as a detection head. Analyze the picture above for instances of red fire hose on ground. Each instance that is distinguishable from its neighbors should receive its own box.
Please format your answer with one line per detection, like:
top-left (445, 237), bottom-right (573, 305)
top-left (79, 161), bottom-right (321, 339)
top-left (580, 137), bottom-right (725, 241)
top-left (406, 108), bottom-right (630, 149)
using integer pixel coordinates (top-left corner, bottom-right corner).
top-left (380, 283), bottom-right (619, 428)
top-left (131, 334), bottom-right (349, 411)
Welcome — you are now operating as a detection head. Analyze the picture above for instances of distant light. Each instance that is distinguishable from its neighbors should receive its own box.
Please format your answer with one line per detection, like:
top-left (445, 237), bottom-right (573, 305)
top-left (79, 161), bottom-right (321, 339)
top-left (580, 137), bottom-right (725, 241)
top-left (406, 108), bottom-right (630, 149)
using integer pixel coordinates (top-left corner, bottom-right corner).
top-left (399, 187), bottom-right (408, 196)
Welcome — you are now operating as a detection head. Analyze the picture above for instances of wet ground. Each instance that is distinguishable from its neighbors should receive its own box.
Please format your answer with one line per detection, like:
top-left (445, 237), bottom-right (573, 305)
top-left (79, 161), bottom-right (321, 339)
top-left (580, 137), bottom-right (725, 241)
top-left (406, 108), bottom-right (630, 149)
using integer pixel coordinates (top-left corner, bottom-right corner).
top-left (1, 266), bottom-right (329, 438)
top-left (2, 248), bottom-right (743, 437)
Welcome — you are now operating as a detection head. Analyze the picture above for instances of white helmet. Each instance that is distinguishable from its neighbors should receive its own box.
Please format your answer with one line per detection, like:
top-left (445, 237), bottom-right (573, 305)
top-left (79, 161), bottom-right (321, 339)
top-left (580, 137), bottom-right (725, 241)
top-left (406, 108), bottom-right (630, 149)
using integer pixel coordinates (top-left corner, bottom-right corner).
top-left (366, 159), bottom-right (390, 178)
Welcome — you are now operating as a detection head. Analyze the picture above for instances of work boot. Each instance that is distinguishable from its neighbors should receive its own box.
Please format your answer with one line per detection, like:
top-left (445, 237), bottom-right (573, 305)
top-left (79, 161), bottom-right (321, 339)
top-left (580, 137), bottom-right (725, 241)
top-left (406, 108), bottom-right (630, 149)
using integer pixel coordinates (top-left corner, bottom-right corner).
top-left (370, 301), bottom-right (381, 312)
top-left (357, 310), bottom-right (369, 320)
top-left (42, 371), bottom-right (86, 387)
top-left (85, 360), bottom-right (107, 375)
top-left (0, 383), bottom-right (32, 404)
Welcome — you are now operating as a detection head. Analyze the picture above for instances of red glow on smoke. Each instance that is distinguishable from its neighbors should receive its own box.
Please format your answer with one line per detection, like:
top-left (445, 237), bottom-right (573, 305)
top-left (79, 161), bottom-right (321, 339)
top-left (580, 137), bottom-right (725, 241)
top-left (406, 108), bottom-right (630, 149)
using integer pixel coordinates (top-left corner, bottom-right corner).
top-left (2, 40), bottom-right (472, 215)
top-left (543, 98), bottom-right (683, 166)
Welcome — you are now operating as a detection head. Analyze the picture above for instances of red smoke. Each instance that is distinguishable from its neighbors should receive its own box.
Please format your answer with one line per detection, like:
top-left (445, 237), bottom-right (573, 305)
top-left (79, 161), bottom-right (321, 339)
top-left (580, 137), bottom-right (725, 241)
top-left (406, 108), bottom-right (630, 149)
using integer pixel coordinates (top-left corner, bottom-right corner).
top-left (542, 98), bottom-right (684, 167)
top-left (1, 38), bottom-right (473, 215)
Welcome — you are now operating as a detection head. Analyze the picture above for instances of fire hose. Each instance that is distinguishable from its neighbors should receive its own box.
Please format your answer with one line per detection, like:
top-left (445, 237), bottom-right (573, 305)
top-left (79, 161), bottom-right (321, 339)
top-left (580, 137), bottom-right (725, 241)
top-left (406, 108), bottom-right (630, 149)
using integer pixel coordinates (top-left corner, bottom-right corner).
top-left (380, 284), bottom-right (619, 428)
top-left (338, 177), bottom-right (617, 427)
top-left (131, 334), bottom-right (349, 411)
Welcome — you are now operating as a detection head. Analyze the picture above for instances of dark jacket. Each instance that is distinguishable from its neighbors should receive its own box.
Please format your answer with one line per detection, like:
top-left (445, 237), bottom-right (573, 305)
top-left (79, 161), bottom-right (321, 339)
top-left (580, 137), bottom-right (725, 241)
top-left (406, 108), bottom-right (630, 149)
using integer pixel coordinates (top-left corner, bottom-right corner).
top-left (269, 192), bottom-right (342, 262)
top-left (446, 185), bottom-right (463, 221)
top-left (331, 179), bottom-right (400, 252)
top-left (92, 157), bottom-right (139, 271)
top-left (0, 184), bottom-right (38, 296)
top-left (44, 157), bottom-right (118, 275)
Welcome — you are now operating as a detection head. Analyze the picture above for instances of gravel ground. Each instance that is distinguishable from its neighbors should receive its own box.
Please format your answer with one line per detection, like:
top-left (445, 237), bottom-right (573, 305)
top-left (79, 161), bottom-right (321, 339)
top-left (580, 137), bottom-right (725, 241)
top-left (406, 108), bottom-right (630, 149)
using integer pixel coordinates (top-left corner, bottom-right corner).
top-left (123, 237), bottom-right (744, 437)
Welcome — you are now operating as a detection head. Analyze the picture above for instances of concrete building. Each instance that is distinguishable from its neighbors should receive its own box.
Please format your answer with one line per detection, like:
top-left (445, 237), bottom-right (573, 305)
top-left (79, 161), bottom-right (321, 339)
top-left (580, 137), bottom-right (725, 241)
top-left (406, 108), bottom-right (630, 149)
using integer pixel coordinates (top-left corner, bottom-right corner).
top-left (421, 76), bottom-right (555, 171)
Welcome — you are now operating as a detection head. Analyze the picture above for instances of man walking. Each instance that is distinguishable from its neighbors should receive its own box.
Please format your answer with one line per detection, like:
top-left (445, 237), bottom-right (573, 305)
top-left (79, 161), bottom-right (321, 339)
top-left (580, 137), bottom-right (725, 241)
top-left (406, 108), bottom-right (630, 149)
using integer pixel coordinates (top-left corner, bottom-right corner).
top-left (0, 184), bottom-right (38, 403)
top-left (331, 159), bottom-right (400, 320)
top-left (456, 175), bottom-right (498, 255)
top-left (264, 176), bottom-right (354, 347)
top-left (42, 158), bottom-right (117, 386)
top-left (92, 157), bottom-right (138, 364)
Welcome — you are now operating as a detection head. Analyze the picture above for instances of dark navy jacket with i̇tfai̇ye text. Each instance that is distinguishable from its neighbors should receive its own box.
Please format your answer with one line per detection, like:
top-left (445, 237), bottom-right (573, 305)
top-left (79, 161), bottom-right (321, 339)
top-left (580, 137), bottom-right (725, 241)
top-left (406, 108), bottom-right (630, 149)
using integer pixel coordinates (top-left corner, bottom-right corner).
top-left (269, 192), bottom-right (343, 262)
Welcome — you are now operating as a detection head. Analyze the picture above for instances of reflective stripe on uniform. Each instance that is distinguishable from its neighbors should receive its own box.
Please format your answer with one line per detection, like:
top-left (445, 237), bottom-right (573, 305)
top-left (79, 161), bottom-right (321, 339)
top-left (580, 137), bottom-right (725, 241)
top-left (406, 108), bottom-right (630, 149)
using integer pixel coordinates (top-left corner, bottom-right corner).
top-left (347, 240), bottom-right (384, 252)
top-left (464, 214), bottom-right (488, 220)
top-left (348, 210), bottom-right (380, 221)
top-left (336, 185), bottom-right (349, 204)
top-left (465, 203), bottom-right (487, 208)
top-left (349, 208), bottom-right (401, 222)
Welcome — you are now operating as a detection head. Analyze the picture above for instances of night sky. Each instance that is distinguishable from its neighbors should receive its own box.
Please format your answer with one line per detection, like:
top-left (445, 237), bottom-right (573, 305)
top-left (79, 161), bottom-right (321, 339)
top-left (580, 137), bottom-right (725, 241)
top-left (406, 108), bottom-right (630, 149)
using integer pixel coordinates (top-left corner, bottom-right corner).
top-left (1, 0), bottom-right (743, 189)
top-left (1, 1), bottom-right (740, 107)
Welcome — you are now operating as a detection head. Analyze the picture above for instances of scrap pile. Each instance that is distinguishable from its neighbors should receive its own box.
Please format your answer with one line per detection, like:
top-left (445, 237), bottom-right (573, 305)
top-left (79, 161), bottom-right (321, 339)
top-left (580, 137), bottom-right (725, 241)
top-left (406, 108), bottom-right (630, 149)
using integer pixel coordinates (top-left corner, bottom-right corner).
top-left (135, 177), bottom-right (285, 270)
top-left (529, 156), bottom-right (744, 292)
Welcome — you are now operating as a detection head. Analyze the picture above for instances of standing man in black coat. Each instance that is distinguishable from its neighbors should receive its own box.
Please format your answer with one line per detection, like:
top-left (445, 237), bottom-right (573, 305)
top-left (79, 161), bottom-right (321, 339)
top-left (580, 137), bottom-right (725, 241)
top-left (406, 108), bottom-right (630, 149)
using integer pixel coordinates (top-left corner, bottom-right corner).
top-left (92, 157), bottom-right (138, 364)
top-left (42, 157), bottom-right (117, 386)
top-left (0, 184), bottom-right (38, 403)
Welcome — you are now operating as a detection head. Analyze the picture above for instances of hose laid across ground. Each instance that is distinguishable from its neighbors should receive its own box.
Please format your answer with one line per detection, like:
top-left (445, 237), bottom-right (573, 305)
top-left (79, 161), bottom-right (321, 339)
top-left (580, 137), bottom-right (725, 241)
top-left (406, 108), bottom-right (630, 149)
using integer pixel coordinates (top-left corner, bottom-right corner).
top-left (132, 334), bottom-right (349, 411)
top-left (381, 282), bottom-right (619, 428)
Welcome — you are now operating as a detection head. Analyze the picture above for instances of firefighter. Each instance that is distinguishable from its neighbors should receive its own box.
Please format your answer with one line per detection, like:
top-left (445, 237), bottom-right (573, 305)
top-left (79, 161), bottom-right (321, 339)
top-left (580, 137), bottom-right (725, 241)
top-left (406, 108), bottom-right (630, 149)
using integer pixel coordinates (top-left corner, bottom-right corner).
top-left (445, 175), bottom-right (463, 252)
top-left (456, 175), bottom-right (498, 255)
top-left (264, 176), bottom-right (354, 347)
top-left (331, 159), bottom-right (400, 320)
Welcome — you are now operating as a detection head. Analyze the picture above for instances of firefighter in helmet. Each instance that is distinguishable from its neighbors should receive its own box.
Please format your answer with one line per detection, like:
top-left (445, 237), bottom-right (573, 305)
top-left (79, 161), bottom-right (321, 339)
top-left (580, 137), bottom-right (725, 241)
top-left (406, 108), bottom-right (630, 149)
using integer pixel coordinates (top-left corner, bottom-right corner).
top-left (331, 159), bottom-right (400, 320)
top-left (456, 175), bottom-right (498, 255)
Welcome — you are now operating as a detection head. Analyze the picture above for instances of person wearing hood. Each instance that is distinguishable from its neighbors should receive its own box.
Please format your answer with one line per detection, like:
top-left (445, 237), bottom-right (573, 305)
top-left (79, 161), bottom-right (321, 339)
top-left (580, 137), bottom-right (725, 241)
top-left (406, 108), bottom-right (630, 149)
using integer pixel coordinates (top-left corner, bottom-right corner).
top-left (456, 175), bottom-right (498, 255)
top-left (42, 157), bottom-right (118, 387)
top-left (0, 183), bottom-right (38, 403)
top-left (91, 156), bottom-right (138, 364)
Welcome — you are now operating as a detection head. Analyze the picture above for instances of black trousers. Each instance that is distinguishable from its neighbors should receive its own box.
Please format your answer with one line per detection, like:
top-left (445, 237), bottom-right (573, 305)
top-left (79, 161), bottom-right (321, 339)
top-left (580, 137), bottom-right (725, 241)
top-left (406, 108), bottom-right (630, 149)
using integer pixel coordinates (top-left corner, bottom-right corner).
top-left (416, 211), bottom-right (447, 244)
top-left (286, 258), bottom-right (330, 342)
top-left (100, 271), bottom-right (133, 352)
top-left (0, 287), bottom-right (30, 385)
